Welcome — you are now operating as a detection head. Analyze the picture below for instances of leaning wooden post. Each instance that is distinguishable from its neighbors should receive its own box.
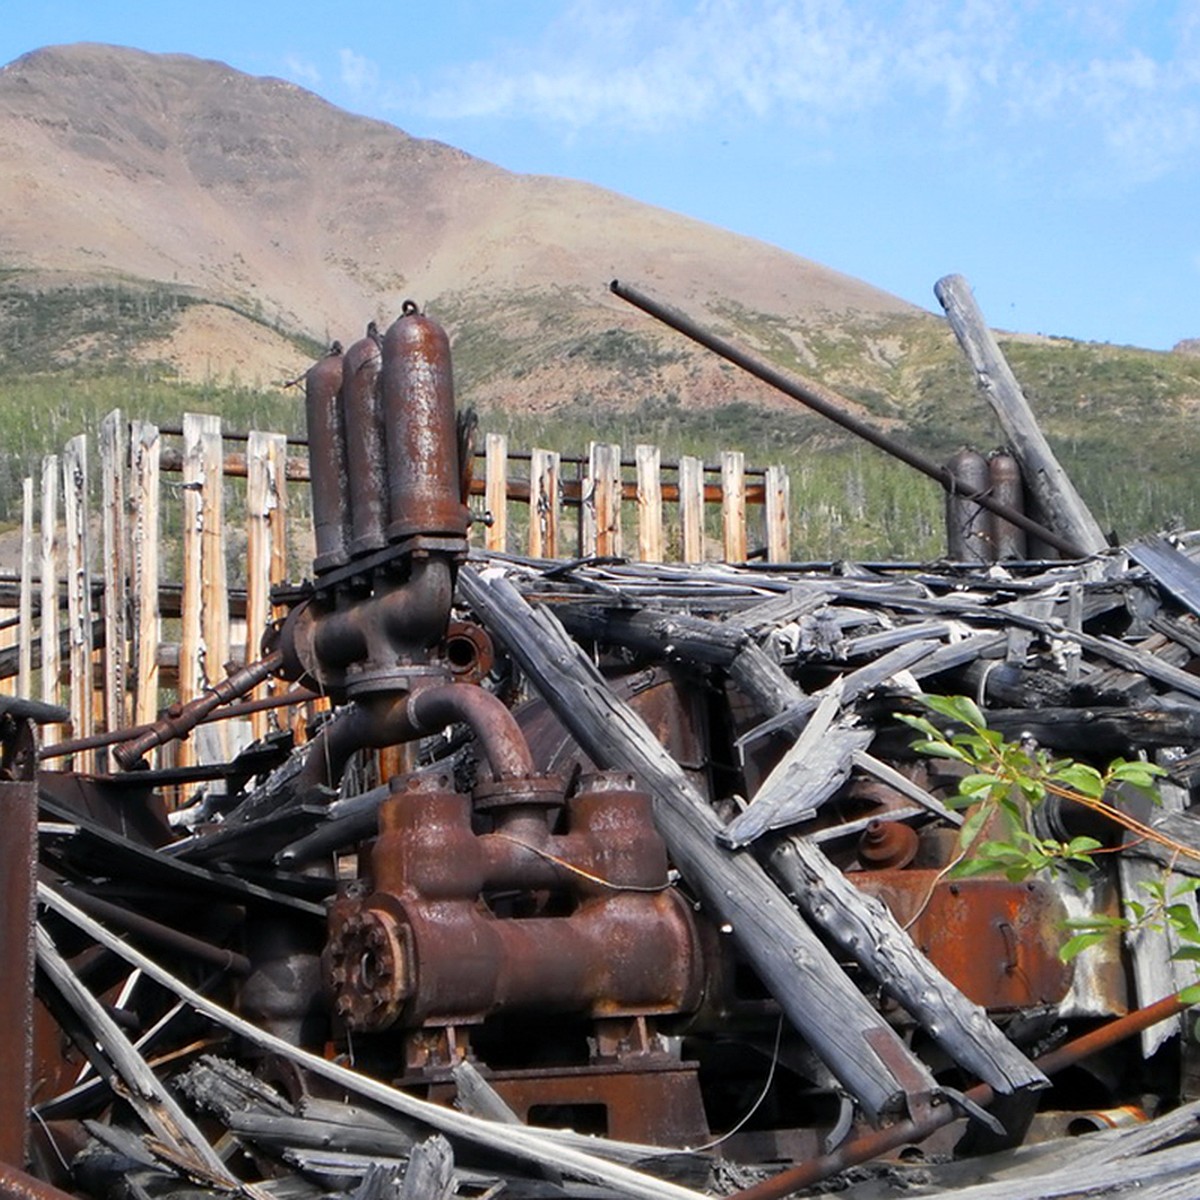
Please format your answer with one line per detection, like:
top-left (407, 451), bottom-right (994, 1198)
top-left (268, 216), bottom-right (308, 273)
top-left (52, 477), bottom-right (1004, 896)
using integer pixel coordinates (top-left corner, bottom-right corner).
top-left (246, 431), bottom-right (288, 741)
top-left (934, 274), bottom-right (1108, 556)
top-left (721, 450), bottom-right (746, 563)
top-left (528, 448), bottom-right (560, 559)
top-left (129, 422), bottom-right (161, 733)
top-left (40, 455), bottom-right (61, 739)
top-left (62, 436), bottom-right (93, 756)
top-left (18, 477), bottom-right (34, 698)
top-left (100, 411), bottom-right (130, 733)
top-left (765, 465), bottom-right (790, 562)
top-left (635, 444), bottom-right (663, 563)
top-left (484, 433), bottom-right (508, 553)
top-left (678, 455), bottom-right (704, 563)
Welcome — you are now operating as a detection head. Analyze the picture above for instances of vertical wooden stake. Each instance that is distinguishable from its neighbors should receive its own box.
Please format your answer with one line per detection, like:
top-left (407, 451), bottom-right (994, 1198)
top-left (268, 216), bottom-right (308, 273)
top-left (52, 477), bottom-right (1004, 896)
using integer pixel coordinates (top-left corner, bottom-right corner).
top-left (679, 455), bottom-right (704, 563)
top-left (62, 436), bottom-right (93, 757)
top-left (528, 448), bottom-right (560, 559)
top-left (180, 413), bottom-right (227, 765)
top-left (593, 442), bottom-right (622, 558)
top-left (721, 450), bottom-right (746, 563)
top-left (40, 455), bottom-right (61, 740)
top-left (246, 431), bottom-right (288, 741)
top-left (100, 411), bottom-right (129, 733)
top-left (635, 444), bottom-right (663, 563)
top-left (130, 422), bottom-right (161, 734)
top-left (18, 477), bottom-right (33, 698)
top-left (485, 433), bottom-right (508, 553)
top-left (581, 443), bottom-right (599, 558)
top-left (765, 464), bottom-right (791, 563)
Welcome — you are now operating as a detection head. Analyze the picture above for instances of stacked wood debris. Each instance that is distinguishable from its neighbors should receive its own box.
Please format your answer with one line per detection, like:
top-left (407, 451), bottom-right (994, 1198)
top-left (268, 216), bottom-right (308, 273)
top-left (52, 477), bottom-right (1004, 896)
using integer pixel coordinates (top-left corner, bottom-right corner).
top-left (18, 530), bottom-right (1200, 1199)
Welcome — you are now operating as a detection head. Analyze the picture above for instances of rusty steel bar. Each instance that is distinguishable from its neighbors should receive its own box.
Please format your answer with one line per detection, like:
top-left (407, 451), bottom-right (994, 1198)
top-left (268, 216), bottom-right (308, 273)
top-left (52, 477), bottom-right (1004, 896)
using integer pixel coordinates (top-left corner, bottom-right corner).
top-left (0, 1162), bottom-right (78, 1200)
top-left (609, 280), bottom-right (1088, 559)
top-left (38, 686), bottom-right (319, 761)
top-left (112, 651), bottom-right (284, 769)
top-left (0, 761), bottom-right (37, 1167)
top-left (728, 991), bottom-right (1195, 1200)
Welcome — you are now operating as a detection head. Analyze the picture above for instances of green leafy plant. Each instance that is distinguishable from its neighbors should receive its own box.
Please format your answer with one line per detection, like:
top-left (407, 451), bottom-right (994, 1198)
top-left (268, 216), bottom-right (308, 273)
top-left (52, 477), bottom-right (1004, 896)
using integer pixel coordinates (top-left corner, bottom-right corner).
top-left (898, 694), bottom-right (1200, 1003)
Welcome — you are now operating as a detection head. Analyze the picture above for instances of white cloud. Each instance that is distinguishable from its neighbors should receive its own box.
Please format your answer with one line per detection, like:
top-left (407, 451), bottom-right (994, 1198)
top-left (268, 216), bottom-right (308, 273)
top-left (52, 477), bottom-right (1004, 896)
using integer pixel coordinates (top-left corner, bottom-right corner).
top-left (339, 48), bottom-right (380, 99)
top-left (283, 54), bottom-right (321, 87)
top-left (381, 1), bottom-right (1200, 185)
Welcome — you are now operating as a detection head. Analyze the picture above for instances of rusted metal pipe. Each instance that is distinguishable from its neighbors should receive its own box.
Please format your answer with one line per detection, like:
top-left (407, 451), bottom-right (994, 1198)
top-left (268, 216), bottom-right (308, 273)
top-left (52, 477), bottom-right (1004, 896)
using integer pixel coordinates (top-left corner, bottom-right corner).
top-left (609, 279), bottom-right (1088, 559)
top-left (728, 990), bottom-right (1195, 1200)
top-left (113, 652), bottom-right (285, 769)
top-left (945, 448), bottom-right (992, 563)
top-left (39, 686), bottom-right (318, 761)
top-left (381, 303), bottom-right (471, 543)
top-left (305, 344), bottom-right (351, 573)
top-left (0, 719), bottom-right (37, 1168)
top-left (340, 331), bottom-right (388, 557)
top-left (0, 1162), bottom-right (78, 1200)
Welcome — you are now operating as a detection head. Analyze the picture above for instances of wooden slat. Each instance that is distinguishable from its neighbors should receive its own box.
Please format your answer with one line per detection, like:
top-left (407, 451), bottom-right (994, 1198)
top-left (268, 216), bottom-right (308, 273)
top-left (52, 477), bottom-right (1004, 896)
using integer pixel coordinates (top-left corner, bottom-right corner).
top-left (635, 444), bottom-right (663, 563)
top-left (527, 447), bottom-right (560, 559)
top-left (765, 463), bottom-right (790, 562)
top-left (580, 443), bottom-right (598, 557)
top-left (721, 449), bottom-right (746, 562)
top-left (40, 455), bottom-right (61, 740)
top-left (18, 477), bottom-right (33, 698)
top-left (180, 413), bottom-right (228, 765)
top-left (246, 431), bottom-right (289, 741)
top-left (484, 432), bottom-right (507, 553)
top-left (130, 422), bottom-right (161, 731)
top-left (62, 436), bottom-right (93, 756)
top-left (678, 455), bottom-right (704, 563)
top-left (593, 442), bottom-right (622, 558)
top-left (100, 411), bottom-right (129, 733)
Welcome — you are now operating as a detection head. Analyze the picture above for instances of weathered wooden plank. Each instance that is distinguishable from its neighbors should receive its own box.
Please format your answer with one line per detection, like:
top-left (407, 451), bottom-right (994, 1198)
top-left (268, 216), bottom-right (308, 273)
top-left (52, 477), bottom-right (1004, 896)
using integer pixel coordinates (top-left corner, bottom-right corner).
top-left (398, 1135), bottom-right (455, 1200)
top-left (457, 568), bottom-right (937, 1121)
top-left (61, 436), bottom-right (93, 755)
top-left (129, 422), bottom-right (160, 731)
top-left (40, 455), bottom-right (62, 739)
top-left (592, 441), bottom-right (622, 558)
top-left (18, 477), bottom-right (33, 698)
top-left (764, 464), bottom-right (790, 563)
top-left (721, 449), bottom-right (746, 562)
top-left (935, 274), bottom-right (1107, 556)
top-left (1129, 534), bottom-right (1200, 619)
top-left (528, 447), bottom-right (560, 559)
top-left (636, 443), bottom-right (664, 563)
top-left (678, 455), bottom-right (704, 563)
top-left (100, 410), bottom-right (129, 734)
top-left (246, 431), bottom-right (287, 741)
top-left (485, 432), bottom-right (508, 553)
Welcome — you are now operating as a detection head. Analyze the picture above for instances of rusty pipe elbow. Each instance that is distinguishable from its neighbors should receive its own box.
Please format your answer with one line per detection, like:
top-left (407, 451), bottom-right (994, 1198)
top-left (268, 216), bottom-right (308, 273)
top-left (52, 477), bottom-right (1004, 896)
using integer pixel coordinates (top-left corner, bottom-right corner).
top-left (406, 683), bottom-right (535, 781)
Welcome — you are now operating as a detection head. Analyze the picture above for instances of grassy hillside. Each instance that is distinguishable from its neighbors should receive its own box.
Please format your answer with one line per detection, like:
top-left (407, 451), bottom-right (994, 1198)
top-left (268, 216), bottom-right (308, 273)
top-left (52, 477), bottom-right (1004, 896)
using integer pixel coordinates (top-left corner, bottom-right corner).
top-left (3, 277), bottom-right (1199, 562)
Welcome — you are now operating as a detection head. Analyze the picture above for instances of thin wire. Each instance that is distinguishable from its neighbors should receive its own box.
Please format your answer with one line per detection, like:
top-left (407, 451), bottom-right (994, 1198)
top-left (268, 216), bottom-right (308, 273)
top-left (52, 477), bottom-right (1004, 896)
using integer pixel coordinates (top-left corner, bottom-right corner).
top-left (686, 1014), bottom-right (784, 1153)
top-left (30, 1108), bottom-right (71, 1174)
top-left (489, 832), bottom-right (670, 892)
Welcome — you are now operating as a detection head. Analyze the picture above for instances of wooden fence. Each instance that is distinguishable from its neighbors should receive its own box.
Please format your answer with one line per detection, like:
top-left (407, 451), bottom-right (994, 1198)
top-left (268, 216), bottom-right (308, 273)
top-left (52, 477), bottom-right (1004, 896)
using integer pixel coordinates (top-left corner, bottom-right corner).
top-left (2, 411), bottom-right (792, 768)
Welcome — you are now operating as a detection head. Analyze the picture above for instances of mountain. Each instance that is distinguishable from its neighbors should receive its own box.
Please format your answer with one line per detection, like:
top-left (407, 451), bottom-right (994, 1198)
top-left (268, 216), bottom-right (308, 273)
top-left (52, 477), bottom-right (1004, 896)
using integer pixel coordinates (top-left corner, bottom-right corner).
top-left (2, 42), bottom-right (1200, 554)
top-left (0, 43), bottom-right (922, 406)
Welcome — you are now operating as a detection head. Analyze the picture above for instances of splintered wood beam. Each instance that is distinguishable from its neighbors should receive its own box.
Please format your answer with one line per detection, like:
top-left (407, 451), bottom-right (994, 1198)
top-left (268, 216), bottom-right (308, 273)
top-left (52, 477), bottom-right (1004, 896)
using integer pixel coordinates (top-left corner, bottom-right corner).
top-left (934, 274), bottom-right (1108, 556)
top-left (457, 568), bottom-right (936, 1121)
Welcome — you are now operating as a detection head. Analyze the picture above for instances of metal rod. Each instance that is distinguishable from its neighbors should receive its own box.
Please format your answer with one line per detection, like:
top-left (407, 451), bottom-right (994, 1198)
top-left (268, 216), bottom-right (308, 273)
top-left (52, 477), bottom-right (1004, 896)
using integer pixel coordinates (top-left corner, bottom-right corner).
top-left (609, 279), bottom-right (1088, 559)
top-left (38, 686), bottom-right (318, 761)
top-left (728, 990), bottom-right (1194, 1200)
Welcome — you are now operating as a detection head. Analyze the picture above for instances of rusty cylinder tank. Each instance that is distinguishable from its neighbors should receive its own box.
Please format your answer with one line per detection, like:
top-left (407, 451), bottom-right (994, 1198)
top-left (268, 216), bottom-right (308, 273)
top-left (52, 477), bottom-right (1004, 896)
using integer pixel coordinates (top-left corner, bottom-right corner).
top-left (988, 452), bottom-right (1028, 561)
top-left (305, 347), bottom-right (351, 573)
top-left (944, 448), bottom-right (992, 563)
top-left (340, 333), bottom-right (388, 558)
top-left (381, 305), bottom-right (471, 543)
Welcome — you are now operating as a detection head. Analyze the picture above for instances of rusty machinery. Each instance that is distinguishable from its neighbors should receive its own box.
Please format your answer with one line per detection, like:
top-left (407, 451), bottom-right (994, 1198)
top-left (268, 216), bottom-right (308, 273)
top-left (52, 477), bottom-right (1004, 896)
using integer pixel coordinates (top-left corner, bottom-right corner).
top-left (12, 299), bottom-right (1184, 1190)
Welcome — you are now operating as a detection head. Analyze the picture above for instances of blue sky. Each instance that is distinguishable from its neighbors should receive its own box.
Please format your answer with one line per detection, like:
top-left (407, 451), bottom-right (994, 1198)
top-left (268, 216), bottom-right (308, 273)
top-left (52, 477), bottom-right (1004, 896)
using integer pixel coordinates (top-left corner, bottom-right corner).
top-left (3, 2), bottom-right (1199, 350)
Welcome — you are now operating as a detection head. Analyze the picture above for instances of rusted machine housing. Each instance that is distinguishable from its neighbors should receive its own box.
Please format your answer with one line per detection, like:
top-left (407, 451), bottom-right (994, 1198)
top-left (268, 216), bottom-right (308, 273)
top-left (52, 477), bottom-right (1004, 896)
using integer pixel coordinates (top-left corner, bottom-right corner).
top-left (272, 303), bottom-right (711, 1142)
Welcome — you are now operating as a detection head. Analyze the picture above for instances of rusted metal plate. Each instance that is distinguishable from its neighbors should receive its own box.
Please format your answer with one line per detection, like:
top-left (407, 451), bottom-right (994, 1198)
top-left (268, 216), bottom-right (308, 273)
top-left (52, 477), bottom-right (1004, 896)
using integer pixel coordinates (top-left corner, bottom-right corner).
top-left (851, 871), bottom-right (1074, 1010)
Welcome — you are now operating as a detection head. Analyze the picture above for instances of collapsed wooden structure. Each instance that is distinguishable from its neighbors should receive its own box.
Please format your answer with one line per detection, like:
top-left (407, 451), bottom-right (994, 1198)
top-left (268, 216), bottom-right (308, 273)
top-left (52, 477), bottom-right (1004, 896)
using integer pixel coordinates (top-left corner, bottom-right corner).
top-left (6, 278), bottom-right (1200, 1199)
